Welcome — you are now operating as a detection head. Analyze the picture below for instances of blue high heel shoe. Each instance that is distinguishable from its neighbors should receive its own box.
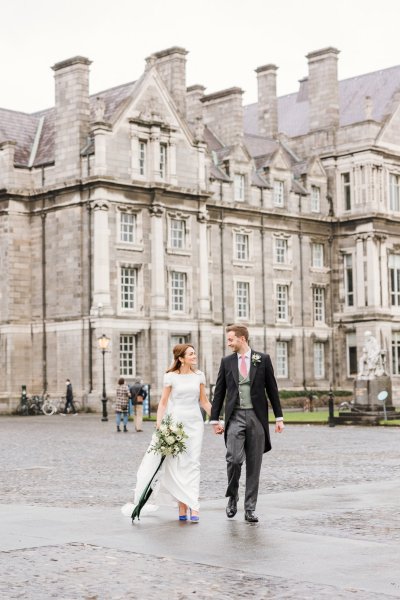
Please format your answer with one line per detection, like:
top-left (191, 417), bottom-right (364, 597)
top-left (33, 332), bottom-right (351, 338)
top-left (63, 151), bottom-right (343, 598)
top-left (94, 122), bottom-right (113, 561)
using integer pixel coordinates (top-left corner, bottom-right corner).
top-left (189, 509), bottom-right (199, 523)
top-left (178, 503), bottom-right (187, 521)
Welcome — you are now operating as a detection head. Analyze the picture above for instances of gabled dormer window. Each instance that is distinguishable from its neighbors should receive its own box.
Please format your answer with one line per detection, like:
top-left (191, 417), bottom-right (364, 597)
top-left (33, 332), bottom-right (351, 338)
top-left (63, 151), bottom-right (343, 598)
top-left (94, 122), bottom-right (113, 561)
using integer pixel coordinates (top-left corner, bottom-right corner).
top-left (311, 186), bottom-right (320, 212)
top-left (234, 174), bottom-right (245, 201)
top-left (139, 141), bottom-right (147, 176)
top-left (160, 143), bottom-right (167, 179)
top-left (273, 180), bottom-right (284, 207)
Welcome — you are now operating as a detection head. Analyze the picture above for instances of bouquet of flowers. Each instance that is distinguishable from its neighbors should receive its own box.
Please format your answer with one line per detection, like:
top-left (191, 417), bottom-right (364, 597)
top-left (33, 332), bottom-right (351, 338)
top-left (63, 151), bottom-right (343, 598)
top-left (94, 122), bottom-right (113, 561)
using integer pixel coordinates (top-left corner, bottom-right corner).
top-left (131, 415), bottom-right (188, 521)
top-left (148, 414), bottom-right (188, 457)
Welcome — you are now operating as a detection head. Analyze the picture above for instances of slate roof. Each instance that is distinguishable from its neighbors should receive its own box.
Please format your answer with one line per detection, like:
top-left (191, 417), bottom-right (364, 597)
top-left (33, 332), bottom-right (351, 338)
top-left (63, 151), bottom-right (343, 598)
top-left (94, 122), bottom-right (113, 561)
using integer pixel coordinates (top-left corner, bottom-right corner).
top-left (2, 63), bottom-right (400, 168)
top-left (244, 64), bottom-right (400, 138)
top-left (0, 81), bottom-right (136, 167)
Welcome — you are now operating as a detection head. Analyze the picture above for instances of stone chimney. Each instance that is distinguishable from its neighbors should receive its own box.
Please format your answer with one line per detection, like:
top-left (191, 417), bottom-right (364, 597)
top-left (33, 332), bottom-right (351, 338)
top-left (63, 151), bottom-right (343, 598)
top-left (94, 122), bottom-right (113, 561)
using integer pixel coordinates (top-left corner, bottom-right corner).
top-left (52, 56), bottom-right (91, 179)
top-left (201, 87), bottom-right (244, 146)
top-left (255, 64), bottom-right (278, 138)
top-left (306, 47), bottom-right (340, 131)
top-left (146, 47), bottom-right (188, 117)
top-left (186, 85), bottom-right (205, 124)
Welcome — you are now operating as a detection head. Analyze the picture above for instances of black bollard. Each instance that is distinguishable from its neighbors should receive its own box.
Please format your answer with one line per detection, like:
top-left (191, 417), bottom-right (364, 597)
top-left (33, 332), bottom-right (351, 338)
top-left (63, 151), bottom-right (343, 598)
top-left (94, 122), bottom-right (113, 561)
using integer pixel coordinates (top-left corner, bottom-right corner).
top-left (328, 387), bottom-right (335, 427)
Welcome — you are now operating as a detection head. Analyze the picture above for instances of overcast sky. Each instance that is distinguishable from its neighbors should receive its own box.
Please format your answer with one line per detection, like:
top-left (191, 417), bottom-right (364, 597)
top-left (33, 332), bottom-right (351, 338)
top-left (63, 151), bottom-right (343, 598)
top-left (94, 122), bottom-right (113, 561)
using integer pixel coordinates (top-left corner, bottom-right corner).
top-left (2, 0), bottom-right (400, 113)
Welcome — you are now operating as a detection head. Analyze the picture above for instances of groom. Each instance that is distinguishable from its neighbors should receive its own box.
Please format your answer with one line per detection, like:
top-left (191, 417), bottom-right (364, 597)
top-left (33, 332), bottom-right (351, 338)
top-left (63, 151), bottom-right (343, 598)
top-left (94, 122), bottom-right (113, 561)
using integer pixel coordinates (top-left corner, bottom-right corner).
top-left (210, 324), bottom-right (284, 523)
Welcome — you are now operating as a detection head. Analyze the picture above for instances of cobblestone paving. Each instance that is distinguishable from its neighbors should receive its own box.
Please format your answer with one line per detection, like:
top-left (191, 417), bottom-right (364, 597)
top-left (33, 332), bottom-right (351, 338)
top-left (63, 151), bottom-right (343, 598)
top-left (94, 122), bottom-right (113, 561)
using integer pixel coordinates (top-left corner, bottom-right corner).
top-left (0, 416), bottom-right (399, 509)
top-left (1, 416), bottom-right (400, 600)
top-left (1, 543), bottom-right (395, 600)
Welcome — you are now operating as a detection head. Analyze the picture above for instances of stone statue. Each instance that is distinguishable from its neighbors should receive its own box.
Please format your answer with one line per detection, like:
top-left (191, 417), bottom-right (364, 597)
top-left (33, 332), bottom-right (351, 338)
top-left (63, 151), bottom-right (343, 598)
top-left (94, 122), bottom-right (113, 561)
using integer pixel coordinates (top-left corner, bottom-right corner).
top-left (357, 331), bottom-right (386, 380)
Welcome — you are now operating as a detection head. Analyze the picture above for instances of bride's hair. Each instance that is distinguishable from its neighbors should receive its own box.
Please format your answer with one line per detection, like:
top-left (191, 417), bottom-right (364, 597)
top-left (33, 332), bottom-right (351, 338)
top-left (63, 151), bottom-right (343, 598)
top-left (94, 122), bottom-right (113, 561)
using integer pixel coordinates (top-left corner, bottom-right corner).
top-left (166, 344), bottom-right (196, 373)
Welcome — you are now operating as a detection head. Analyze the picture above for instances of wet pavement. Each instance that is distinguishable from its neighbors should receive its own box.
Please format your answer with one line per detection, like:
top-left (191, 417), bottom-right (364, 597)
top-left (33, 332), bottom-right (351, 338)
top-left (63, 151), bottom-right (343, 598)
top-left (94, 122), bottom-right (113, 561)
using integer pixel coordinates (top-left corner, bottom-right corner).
top-left (0, 415), bottom-right (399, 599)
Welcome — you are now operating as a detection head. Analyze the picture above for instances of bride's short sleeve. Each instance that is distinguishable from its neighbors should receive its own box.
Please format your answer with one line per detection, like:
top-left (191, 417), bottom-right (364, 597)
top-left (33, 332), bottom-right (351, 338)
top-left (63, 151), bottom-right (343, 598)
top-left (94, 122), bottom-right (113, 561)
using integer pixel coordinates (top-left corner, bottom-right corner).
top-left (198, 371), bottom-right (206, 385)
top-left (163, 372), bottom-right (173, 388)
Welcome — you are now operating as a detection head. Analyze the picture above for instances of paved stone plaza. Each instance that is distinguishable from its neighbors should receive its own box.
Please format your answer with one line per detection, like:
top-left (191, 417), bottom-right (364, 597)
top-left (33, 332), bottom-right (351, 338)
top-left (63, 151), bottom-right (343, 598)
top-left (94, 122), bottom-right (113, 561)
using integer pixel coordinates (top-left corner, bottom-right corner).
top-left (0, 415), bottom-right (399, 599)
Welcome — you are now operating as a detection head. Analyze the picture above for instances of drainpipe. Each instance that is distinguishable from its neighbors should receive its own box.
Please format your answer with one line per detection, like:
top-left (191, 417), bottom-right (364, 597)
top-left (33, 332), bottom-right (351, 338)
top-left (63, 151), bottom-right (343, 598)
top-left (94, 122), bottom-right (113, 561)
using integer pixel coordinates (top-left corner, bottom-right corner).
top-left (219, 208), bottom-right (225, 351)
top-left (41, 199), bottom-right (47, 393)
top-left (298, 195), bottom-right (306, 389)
top-left (87, 189), bottom-right (93, 392)
top-left (261, 213), bottom-right (267, 353)
top-left (328, 229), bottom-right (336, 388)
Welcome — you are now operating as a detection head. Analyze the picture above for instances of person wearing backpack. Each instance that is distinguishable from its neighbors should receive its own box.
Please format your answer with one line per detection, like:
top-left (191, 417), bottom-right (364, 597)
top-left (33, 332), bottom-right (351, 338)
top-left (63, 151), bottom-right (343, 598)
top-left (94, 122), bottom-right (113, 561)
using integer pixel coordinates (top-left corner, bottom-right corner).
top-left (129, 378), bottom-right (147, 432)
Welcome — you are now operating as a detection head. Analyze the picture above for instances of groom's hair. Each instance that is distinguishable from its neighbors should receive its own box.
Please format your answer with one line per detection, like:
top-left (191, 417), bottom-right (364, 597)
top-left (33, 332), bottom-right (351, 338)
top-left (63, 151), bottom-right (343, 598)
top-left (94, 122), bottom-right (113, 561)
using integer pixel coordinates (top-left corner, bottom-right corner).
top-left (226, 324), bottom-right (249, 342)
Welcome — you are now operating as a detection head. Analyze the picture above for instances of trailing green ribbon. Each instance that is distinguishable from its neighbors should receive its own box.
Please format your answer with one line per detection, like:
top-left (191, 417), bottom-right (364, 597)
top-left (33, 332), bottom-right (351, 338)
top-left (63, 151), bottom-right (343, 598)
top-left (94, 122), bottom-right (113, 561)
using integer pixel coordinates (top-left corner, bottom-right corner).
top-left (131, 456), bottom-right (166, 521)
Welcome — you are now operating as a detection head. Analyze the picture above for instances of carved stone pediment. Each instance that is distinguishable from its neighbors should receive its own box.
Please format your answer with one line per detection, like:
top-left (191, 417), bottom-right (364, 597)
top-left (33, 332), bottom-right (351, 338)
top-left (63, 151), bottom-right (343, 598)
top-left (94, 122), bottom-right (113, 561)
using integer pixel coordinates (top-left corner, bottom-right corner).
top-left (137, 88), bottom-right (165, 122)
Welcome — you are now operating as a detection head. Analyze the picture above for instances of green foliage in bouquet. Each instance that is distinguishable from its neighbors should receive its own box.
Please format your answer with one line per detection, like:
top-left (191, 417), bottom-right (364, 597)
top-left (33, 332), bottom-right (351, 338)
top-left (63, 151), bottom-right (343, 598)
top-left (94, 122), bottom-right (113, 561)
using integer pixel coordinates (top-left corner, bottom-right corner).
top-left (148, 413), bottom-right (188, 457)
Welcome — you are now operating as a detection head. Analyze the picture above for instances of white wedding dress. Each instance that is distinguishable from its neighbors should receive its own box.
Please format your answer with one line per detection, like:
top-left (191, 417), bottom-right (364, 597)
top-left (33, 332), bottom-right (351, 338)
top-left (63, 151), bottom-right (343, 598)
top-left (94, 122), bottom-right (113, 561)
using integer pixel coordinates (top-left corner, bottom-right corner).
top-left (122, 370), bottom-right (205, 517)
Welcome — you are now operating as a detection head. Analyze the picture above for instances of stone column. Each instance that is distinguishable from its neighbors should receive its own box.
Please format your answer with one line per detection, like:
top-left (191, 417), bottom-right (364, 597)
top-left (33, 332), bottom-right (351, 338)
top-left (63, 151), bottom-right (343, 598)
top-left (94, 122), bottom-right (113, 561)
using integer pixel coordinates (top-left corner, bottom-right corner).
top-left (169, 138), bottom-right (177, 185)
top-left (366, 234), bottom-right (380, 307)
top-left (197, 142), bottom-right (207, 190)
top-left (150, 126), bottom-right (161, 182)
top-left (150, 203), bottom-right (166, 314)
top-left (91, 201), bottom-right (112, 314)
top-left (197, 210), bottom-right (211, 317)
top-left (380, 236), bottom-right (389, 307)
top-left (130, 124), bottom-right (142, 180)
top-left (356, 236), bottom-right (366, 307)
top-left (91, 122), bottom-right (111, 176)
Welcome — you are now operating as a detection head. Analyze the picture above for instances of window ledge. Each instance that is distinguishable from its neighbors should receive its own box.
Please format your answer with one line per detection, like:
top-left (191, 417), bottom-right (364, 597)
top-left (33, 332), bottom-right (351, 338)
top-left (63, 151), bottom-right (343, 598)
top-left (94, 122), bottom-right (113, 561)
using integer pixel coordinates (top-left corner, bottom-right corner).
top-left (310, 266), bottom-right (330, 274)
top-left (232, 260), bottom-right (253, 267)
top-left (273, 263), bottom-right (292, 271)
top-left (116, 243), bottom-right (144, 252)
top-left (166, 248), bottom-right (192, 256)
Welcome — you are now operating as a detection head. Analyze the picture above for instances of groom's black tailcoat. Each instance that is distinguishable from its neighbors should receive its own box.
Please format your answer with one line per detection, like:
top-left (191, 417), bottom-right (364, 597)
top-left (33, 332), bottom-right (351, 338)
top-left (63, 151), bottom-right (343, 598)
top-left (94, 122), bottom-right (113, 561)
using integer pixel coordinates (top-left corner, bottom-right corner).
top-left (211, 351), bottom-right (283, 453)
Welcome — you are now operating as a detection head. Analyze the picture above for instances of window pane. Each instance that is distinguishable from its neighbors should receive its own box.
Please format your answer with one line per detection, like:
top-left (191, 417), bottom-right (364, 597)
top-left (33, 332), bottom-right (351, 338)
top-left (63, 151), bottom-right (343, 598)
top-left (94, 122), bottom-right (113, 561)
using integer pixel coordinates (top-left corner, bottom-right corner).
top-left (120, 334), bottom-right (135, 376)
top-left (171, 272), bottom-right (186, 312)
top-left (236, 281), bottom-right (250, 319)
top-left (235, 233), bottom-right (249, 260)
top-left (311, 186), bottom-right (320, 212)
top-left (342, 172), bottom-right (351, 211)
top-left (275, 238), bottom-right (288, 264)
top-left (273, 181), bottom-right (284, 206)
top-left (234, 174), bottom-right (245, 201)
top-left (392, 332), bottom-right (400, 375)
top-left (313, 287), bottom-right (325, 322)
top-left (121, 267), bottom-right (136, 309)
top-left (276, 285), bottom-right (288, 321)
top-left (160, 144), bottom-right (167, 179)
top-left (344, 255), bottom-right (354, 306)
top-left (139, 141), bottom-right (146, 176)
top-left (170, 219), bottom-right (185, 249)
top-left (312, 243), bottom-right (324, 268)
top-left (120, 213), bottom-right (135, 244)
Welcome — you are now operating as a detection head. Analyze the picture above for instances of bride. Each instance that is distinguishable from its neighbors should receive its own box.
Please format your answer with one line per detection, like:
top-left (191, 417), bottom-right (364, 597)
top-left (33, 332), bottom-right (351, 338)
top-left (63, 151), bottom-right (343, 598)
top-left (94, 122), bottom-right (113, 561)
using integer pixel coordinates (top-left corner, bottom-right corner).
top-left (123, 344), bottom-right (212, 522)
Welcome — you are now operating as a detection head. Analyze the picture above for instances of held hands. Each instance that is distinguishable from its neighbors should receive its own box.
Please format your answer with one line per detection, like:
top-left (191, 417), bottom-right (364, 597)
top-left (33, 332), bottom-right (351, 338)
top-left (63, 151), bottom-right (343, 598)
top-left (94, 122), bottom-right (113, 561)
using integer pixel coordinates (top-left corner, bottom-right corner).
top-left (275, 420), bottom-right (285, 433)
top-left (213, 422), bottom-right (224, 435)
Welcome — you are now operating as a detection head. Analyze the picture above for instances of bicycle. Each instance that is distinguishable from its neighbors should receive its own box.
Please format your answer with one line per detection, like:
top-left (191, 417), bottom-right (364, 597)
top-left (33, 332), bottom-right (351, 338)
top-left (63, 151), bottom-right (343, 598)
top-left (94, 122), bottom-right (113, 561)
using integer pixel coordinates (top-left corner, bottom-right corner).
top-left (15, 394), bottom-right (45, 416)
top-left (43, 396), bottom-right (81, 415)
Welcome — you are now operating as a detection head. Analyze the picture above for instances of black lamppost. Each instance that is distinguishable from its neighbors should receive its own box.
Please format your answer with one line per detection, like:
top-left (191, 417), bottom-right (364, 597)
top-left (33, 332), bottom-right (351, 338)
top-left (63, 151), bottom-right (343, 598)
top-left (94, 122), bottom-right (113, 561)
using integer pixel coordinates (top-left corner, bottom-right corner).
top-left (328, 384), bottom-right (335, 427)
top-left (98, 333), bottom-right (110, 422)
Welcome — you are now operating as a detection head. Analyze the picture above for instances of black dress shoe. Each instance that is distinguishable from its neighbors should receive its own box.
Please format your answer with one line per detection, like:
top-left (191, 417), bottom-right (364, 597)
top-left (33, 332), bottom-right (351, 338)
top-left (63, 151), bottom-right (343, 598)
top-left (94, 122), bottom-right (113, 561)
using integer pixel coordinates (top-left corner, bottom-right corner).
top-left (244, 510), bottom-right (259, 523)
top-left (226, 496), bottom-right (238, 518)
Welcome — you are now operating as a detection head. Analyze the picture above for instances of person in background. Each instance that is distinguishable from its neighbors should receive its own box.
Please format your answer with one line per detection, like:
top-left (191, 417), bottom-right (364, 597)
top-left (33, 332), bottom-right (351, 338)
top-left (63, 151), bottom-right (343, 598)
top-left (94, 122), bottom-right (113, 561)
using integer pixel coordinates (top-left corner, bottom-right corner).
top-left (115, 377), bottom-right (130, 432)
top-left (129, 378), bottom-right (147, 432)
top-left (63, 379), bottom-right (77, 415)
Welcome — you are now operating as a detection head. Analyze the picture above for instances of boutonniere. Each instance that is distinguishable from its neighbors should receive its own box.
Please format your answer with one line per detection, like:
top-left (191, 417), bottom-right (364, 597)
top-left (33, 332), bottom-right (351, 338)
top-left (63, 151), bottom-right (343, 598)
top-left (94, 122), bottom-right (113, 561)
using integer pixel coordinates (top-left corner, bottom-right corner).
top-left (252, 353), bottom-right (261, 366)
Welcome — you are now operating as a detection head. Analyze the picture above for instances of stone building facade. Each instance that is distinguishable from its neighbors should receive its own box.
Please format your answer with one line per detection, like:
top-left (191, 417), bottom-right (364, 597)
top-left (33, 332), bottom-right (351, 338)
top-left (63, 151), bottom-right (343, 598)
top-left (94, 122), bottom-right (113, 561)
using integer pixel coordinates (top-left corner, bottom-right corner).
top-left (1, 46), bottom-right (400, 411)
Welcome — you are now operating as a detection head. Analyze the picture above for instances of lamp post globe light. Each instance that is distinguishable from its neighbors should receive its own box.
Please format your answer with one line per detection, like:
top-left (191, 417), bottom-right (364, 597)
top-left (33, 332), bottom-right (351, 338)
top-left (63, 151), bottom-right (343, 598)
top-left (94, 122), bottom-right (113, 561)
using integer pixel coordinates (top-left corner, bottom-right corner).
top-left (98, 333), bottom-right (110, 422)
